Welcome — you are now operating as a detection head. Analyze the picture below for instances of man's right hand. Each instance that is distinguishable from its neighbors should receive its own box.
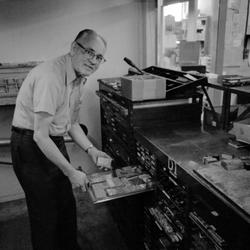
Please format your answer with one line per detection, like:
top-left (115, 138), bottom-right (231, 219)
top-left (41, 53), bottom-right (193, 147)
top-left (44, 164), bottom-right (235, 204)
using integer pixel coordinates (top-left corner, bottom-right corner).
top-left (68, 169), bottom-right (89, 192)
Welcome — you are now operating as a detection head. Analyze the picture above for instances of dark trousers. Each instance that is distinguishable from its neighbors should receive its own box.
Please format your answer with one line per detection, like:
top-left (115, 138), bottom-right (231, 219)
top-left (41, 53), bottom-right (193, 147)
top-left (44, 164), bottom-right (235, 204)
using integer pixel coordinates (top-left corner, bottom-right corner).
top-left (10, 128), bottom-right (80, 250)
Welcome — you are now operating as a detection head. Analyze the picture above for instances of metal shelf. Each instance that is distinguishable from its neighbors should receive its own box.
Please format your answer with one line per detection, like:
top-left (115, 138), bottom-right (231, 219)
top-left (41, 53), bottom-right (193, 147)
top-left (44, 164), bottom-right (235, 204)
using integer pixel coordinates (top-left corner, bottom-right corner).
top-left (0, 97), bottom-right (16, 106)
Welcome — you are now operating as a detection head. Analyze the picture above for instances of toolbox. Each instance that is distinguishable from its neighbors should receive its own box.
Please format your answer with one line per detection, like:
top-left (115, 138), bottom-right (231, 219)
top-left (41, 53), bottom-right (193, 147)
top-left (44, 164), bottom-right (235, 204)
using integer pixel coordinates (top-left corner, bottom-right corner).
top-left (143, 66), bottom-right (207, 98)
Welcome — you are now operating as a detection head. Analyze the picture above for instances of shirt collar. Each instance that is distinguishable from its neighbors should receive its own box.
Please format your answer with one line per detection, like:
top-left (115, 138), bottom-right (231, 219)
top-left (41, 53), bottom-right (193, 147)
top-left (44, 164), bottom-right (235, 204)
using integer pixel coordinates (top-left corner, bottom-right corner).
top-left (65, 53), bottom-right (77, 85)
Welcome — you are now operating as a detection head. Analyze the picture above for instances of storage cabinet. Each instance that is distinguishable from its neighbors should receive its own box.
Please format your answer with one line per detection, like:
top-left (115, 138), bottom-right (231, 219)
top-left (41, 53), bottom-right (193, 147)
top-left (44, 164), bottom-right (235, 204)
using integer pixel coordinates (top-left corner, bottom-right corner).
top-left (97, 73), bottom-right (204, 250)
top-left (98, 76), bottom-right (203, 167)
top-left (97, 72), bottom-right (250, 250)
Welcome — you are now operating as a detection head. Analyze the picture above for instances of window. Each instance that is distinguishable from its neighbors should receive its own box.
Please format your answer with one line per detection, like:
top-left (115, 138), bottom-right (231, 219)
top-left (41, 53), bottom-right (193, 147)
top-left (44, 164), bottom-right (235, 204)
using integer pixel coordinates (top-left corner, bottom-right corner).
top-left (157, 0), bottom-right (219, 73)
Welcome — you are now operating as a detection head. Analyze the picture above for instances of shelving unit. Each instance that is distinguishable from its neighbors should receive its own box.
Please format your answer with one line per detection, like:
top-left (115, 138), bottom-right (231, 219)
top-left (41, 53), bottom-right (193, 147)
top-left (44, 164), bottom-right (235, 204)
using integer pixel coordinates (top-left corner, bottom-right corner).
top-left (0, 65), bottom-right (35, 167)
top-left (0, 65), bottom-right (34, 106)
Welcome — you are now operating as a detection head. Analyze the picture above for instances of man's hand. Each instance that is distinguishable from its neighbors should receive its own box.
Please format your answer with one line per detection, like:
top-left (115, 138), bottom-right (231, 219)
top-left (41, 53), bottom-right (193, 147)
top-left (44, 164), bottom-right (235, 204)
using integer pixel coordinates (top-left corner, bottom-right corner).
top-left (68, 169), bottom-right (89, 191)
top-left (88, 147), bottom-right (112, 171)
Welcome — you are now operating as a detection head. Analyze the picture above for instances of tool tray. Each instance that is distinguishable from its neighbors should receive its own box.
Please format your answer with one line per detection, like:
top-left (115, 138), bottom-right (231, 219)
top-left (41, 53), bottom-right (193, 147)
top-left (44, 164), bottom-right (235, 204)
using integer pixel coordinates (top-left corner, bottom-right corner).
top-left (87, 166), bottom-right (155, 204)
top-left (143, 66), bottom-right (207, 97)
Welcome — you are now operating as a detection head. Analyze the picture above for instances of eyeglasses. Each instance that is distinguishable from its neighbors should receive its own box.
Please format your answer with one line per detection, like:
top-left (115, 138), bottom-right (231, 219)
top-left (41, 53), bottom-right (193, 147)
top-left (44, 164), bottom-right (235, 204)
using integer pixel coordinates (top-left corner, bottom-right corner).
top-left (76, 42), bottom-right (106, 64)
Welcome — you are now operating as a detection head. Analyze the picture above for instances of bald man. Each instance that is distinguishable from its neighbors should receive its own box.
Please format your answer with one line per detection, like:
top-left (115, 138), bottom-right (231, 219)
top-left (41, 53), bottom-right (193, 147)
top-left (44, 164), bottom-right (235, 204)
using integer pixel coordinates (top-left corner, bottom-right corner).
top-left (11, 29), bottom-right (110, 250)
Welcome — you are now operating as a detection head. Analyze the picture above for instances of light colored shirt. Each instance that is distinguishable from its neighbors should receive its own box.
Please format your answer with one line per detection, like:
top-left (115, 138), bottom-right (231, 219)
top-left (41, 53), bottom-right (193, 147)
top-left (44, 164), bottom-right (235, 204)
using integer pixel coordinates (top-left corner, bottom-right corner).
top-left (12, 54), bottom-right (86, 136)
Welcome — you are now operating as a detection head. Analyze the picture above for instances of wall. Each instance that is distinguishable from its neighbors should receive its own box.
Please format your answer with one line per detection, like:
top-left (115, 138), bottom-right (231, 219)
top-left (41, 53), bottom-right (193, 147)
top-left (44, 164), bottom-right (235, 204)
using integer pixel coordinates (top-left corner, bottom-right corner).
top-left (0, 0), bottom-right (148, 146)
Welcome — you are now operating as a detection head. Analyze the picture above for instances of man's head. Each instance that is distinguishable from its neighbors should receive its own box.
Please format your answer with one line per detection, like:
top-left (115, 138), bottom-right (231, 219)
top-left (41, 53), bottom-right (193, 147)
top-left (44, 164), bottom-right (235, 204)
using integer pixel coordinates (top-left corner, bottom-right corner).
top-left (70, 29), bottom-right (107, 77)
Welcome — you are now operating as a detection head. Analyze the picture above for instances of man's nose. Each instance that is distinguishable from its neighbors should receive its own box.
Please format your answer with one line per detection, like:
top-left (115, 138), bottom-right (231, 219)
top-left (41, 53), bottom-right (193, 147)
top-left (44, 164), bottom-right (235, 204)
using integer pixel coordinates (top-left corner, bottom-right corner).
top-left (88, 56), bottom-right (99, 65)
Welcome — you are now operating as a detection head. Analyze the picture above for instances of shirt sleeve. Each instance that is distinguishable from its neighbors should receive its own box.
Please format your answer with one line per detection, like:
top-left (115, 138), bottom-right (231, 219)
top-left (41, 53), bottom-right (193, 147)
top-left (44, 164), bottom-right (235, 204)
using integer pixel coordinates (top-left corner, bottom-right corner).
top-left (33, 73), bottom-right (60, 116)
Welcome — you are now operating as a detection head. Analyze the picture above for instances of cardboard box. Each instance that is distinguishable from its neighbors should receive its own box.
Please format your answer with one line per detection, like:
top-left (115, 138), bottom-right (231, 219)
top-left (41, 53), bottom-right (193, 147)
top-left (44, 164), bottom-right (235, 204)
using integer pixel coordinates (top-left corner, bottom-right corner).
top-left (120, 74), bottom-right (165, 101)
top-left (230, 118), bottom-right (250, 144)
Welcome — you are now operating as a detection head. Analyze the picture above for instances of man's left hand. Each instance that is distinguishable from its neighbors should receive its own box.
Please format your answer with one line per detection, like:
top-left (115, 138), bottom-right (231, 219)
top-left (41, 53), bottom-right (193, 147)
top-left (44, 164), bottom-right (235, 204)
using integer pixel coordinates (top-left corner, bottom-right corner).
top-left (88, 147), bottom-right (112, 171)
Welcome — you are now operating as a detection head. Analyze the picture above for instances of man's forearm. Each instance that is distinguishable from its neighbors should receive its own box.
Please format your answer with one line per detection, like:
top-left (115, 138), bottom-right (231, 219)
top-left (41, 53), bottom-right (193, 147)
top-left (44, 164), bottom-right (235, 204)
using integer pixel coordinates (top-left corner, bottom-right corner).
top-left (68, 123), bottom-right (94, 151)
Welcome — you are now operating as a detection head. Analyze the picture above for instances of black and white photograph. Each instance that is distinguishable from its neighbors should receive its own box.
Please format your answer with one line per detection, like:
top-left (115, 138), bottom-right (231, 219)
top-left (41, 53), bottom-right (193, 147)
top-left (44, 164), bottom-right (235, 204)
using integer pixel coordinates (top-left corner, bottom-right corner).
top-left (0, 0), bottom-right (250, 249)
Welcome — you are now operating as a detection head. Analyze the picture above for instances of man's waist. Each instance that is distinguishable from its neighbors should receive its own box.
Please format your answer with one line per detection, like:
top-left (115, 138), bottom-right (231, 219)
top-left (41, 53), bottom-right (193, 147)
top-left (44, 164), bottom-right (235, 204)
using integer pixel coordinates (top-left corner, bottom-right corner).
top-left (11, 126), bottom-right (64, 139)
top-left (11, 126), bottom-right (34, 136)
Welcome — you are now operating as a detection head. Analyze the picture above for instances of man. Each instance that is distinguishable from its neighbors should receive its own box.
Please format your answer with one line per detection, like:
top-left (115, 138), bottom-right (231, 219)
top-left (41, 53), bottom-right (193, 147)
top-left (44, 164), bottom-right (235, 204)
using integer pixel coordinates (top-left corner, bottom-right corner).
top-left (10, 29), bottom-right (110, 250)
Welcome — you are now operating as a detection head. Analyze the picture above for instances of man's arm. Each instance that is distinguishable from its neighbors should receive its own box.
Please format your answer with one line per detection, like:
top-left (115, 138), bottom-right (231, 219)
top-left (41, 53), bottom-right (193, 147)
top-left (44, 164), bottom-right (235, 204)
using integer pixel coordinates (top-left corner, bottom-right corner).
top-left (69, 123), bottom-right (111, 169)
top-left (33, 112), bottom-right (88, 189)
top-left (68, 123), bottom-right (94, 152)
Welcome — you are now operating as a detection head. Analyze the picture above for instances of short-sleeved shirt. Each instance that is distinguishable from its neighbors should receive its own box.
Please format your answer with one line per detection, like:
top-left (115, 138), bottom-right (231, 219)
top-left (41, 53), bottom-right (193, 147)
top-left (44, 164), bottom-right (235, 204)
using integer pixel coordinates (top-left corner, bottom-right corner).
top-left (12, 54), bottom-right (86, 136)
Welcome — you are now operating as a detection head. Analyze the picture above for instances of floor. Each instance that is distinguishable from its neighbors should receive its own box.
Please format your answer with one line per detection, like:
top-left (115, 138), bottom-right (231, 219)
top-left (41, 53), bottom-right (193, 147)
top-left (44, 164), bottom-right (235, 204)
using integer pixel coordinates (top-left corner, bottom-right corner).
top-left (0, 164), bottom-right (25, 202)
top-left (0, 142), bottom-right (129, 250)
top-left (0, 192), bottom-right (128, 250)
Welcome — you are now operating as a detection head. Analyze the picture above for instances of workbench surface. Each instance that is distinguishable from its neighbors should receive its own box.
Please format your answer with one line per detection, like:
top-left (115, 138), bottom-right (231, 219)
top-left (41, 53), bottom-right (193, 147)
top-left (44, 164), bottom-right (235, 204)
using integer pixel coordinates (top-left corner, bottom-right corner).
top-left (135, 123), bottom-right (250, 220)
top-left (135, 123), bottom-right (249, 172)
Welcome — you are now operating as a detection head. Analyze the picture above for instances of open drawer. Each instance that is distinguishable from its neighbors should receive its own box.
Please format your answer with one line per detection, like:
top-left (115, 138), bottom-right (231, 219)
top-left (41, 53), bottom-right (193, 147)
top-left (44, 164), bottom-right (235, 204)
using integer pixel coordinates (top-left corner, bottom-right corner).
top-left (87, 166), bottom-right (155, 204)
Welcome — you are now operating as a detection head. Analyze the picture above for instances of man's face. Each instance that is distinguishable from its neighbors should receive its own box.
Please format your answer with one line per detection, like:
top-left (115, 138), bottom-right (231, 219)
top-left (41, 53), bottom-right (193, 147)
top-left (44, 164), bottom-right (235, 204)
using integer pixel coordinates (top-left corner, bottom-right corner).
top-left (71, 35), bottom-right (106, 77)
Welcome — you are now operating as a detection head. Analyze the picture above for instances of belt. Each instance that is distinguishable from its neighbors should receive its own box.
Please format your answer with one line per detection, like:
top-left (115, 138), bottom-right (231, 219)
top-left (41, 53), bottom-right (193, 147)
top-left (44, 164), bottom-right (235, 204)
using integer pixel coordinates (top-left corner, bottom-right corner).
top-left (12, 126), bottom-right (34, 136)
top-left (11, 126), bottom-right (64, 140)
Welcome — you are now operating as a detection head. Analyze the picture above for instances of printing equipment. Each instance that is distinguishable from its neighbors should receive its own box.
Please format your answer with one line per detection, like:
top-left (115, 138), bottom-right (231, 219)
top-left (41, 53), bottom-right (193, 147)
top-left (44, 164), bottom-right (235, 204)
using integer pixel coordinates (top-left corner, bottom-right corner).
top-left (97, 66), bottom-right (205, 165)
top-left (135, 125), bottom-right (250, 250)
top-left (96, 66), bottom-right (250, 250)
